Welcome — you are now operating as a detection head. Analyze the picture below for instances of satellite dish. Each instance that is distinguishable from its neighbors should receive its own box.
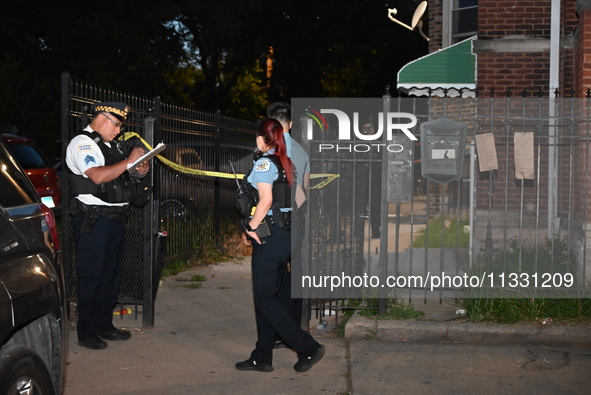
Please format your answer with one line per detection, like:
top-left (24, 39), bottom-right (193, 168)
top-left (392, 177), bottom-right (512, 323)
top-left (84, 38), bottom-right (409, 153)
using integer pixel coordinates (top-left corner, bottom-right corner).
top-left (411, 1), bottom-right (428, 29)
top-left (387, 1), bottom-right (430, 41)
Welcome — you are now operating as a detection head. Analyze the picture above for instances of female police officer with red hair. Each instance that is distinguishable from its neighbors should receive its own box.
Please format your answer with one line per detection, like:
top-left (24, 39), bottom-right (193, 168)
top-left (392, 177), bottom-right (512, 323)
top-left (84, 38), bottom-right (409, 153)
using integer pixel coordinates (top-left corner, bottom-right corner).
top-left (235, 118), bottom-right (325, 373)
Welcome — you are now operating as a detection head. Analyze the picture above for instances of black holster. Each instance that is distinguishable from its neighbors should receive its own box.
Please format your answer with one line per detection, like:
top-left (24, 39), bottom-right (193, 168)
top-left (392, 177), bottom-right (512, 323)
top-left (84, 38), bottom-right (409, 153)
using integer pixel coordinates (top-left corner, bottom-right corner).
top-left (73, 200), bottom-right (129, 234)
top-left (72, 201), bottom-right (100, 234)
top-left (271, 204), bottom-right (291, 231)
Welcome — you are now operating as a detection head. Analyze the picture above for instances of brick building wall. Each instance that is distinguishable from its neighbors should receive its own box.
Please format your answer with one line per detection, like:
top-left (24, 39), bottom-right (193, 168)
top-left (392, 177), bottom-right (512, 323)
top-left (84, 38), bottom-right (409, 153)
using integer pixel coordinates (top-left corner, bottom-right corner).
top-left (561, 0), bottom-right (577, 91)
top-left (574, 2), bottom-right (591, 96)
top-left (427, 0), bottom-right (443, 52)
top-left (416, 0), bottom-right (591, 278)
top-left (477, 0), bottom-right (550, 94)
top-left (470, 0), bottom-right (585, 219)
top-left (473, 1), bottom-right (591, 277)
top-left (426, 0), bottom-right (582, 94)
top-left (478, 1), bottom-right (552, 38)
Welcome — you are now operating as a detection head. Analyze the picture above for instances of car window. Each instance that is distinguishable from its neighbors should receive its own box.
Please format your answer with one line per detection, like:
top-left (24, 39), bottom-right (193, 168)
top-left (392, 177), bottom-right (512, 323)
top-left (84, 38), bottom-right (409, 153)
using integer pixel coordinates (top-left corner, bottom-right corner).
top-left (5, 144), bottom-right (50, 169)
top-left (162, 142), bottom-right (254, 172)
top-left (179, 152), bottom-right (202, 167)
top-left (0, 144), bottom-right (38, 207)
top-left (201, 146), bottom-right (254, 169)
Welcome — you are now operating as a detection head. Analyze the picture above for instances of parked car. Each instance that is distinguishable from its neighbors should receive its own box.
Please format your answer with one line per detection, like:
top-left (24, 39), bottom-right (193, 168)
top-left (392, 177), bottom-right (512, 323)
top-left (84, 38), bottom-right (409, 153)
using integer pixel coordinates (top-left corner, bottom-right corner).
top-left (159, 142), bottom-right (254, 221)
top-left (0, 138), bottom-right (66, 394)
top-left (1, 134), bottom-right (62, 210)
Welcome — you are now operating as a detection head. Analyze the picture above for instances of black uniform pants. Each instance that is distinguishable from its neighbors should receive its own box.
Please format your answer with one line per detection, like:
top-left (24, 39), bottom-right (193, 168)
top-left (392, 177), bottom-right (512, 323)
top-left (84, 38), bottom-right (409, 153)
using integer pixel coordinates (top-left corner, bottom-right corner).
top-left (73, 212), bottom-right (126, 341)
top-left (278, 208), bottom-right (305, 328)
top-left (249, 224), bottom-right (319, 365)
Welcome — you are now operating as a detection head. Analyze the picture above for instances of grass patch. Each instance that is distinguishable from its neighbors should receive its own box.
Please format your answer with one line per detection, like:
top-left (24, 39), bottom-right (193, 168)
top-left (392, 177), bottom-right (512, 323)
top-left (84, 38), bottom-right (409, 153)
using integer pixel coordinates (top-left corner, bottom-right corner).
top-left (182, 283), bottom-right (203, 289)
top-left (464, 238), bottom-right (591, 324)
top-left (167, 272), bottom-right (208, 289)
top-left (413, 216), bottom-right (469, 248)
top-left (356, 298), bottom-right (425, 320)
top-left (190, 247), bottom-right (234, 266)
top-left (189, 274), bottom-right (207, 282)
top-left (462, 297), bottom-right (591, 324)
top-left (161, 259), bottom-right (189, 277)
top-left (332, 298), bottom-right (425, 338)
top-left (159, 212), bottom-right (248, 279)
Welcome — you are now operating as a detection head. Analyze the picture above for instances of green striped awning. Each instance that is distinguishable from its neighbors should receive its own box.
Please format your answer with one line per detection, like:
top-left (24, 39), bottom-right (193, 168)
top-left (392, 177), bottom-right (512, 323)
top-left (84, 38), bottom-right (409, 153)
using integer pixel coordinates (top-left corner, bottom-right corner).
top-left (397, 36), bottom-right (476, 97)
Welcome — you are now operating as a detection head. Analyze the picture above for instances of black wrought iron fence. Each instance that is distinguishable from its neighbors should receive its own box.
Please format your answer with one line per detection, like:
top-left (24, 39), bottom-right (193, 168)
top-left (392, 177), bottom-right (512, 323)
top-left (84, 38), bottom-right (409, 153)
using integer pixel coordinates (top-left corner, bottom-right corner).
top-left (295, 90), bottom-right (591, 326)
top-left (61, 73), bottom-right (257, 326)
top-left (156, 103), bottom-right (258, 262)
top-left (61, 73), bottom-right (591, 329)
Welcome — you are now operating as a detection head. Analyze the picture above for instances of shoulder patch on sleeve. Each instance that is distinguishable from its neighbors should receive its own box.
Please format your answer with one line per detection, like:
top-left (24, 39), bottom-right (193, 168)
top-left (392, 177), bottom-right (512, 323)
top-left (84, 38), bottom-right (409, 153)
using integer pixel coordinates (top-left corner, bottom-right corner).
top-left (78, 144), bottom-right (92, 152)
top-left (84, 155), bottom-right (96, 166)
top-left (254, 158), bottom-right (271, 173)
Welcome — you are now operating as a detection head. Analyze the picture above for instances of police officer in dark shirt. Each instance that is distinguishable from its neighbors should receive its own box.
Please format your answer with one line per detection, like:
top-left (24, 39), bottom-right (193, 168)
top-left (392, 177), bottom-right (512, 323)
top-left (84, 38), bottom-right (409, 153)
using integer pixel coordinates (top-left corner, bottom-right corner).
top-left (65, 102), bottom-right (150, 350)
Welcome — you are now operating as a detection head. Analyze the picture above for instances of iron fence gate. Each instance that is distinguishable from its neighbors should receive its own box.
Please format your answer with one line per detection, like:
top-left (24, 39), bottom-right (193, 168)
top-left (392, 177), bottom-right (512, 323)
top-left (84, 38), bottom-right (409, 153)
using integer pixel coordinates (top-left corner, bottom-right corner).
top-left (61, 73), bottom-right (159, 326)
top-left (295, 90), bottom-right (591, 324)
top-left (61, 73), bottom-right (258, 327)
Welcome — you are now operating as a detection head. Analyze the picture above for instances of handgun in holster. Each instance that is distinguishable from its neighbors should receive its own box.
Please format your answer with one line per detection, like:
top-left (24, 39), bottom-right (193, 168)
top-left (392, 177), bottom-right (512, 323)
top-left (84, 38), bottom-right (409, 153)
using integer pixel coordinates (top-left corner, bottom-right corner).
top-left (272, 203), bottom-right (292, 230)
top-left (81, 205), bottom-right (99, 234)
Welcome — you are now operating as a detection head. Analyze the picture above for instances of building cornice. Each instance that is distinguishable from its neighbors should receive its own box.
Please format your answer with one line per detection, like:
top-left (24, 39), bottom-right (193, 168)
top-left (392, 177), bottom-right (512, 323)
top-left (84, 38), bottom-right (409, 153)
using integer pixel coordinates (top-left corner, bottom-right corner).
top-left (576, 0), bottom-right (591, 13)
top-left (473, 36), bottom-right (550, 53)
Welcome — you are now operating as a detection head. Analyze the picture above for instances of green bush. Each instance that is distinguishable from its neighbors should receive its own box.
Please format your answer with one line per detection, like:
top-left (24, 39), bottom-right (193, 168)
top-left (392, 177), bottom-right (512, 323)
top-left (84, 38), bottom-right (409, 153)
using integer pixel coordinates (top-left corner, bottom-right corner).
top-left (413, 216), bottom-right (470, 248)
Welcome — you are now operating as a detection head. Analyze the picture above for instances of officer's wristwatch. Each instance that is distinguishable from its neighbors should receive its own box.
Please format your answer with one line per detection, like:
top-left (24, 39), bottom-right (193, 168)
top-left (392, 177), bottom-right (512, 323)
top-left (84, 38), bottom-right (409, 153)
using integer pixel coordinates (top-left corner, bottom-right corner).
top-left (245, 223), bottom-right (258, 232)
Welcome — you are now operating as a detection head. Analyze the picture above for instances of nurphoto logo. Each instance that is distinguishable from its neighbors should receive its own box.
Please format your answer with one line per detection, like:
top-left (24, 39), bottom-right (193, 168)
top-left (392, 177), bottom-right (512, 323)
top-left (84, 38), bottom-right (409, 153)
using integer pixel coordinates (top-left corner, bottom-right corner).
top-left (294, 98), bottom-right (419, 154)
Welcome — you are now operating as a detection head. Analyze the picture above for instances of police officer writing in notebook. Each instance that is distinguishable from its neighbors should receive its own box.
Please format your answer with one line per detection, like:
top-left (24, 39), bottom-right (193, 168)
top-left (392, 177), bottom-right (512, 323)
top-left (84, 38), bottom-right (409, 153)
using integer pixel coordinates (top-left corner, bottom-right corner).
top-left (235, 118), bottom-right (325, 373)
top-left (66, 102), bottom-right (150, 350)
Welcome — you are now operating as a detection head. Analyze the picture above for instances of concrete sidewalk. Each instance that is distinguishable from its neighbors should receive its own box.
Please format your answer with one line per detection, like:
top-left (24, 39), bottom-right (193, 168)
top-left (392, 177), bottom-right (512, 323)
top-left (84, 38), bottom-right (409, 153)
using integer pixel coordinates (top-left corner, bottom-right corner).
top-left (64, 258), bottom-right (591, 395)
top-left (64, 259), bottom-right (348, 395)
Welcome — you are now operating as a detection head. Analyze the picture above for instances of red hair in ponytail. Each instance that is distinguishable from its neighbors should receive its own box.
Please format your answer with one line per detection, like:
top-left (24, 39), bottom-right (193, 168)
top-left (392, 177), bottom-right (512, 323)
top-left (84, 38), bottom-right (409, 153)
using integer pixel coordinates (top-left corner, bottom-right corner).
top-left (257, 118), bottom-right (293, 186)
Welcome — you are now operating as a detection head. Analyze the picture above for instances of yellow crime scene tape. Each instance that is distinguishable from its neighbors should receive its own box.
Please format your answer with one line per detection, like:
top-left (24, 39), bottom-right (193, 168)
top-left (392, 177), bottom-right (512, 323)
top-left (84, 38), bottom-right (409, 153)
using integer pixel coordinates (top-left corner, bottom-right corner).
top-left (310, 174), bottom-right (339, 190)
top-left (121, 132), bottom-right (339, 188)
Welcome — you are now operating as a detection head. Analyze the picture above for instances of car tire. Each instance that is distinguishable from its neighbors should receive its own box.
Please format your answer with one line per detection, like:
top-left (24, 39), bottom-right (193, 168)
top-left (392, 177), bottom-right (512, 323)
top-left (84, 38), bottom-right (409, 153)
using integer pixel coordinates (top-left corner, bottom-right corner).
top-left (161, 198), bottom-right (189, 221)
top-left (0, 346), bottom-right (55, 395)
